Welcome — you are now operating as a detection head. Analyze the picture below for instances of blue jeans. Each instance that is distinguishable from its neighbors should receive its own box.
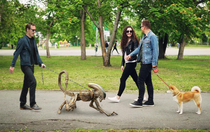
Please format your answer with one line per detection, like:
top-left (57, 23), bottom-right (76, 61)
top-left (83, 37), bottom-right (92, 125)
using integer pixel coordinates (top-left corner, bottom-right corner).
top-left (20, 65), bottom-right (36, 107)
top-left (137, 64), bottom-right (154, 103)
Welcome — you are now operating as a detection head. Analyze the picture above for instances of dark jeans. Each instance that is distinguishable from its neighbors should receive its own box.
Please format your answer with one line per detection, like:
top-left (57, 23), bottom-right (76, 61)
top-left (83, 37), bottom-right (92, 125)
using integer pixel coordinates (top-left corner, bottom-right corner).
top-left (112, 47), bottom-right (119, 54)
top-left (117, 63), bottom-right (138, 96)
top-left (20, 65), bottom-right (36, 107)
top-left (137, 64), bottom-right (154, 103)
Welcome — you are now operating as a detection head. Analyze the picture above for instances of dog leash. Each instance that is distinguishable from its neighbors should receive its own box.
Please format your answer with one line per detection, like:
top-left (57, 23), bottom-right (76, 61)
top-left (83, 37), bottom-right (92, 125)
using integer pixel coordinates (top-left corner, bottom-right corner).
top-left (156, 74), bottom-right (170, 88)
top-left (41, 67), bottom-right (44, 85)
top-left (42, 66), bottom-right (89, 90)
top-left (153, 68), bottom-right (170, 88)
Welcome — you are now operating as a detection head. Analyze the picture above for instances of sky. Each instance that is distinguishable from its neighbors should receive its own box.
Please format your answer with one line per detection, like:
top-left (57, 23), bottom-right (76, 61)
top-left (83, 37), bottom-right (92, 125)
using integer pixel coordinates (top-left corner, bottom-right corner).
top-left (18, 0), bottom-right (45, 9)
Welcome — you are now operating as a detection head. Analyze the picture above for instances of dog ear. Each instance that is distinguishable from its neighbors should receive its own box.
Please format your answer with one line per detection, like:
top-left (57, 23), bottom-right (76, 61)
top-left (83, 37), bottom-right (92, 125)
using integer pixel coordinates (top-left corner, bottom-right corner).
top-left (169, 85), bottom-right (174, 90)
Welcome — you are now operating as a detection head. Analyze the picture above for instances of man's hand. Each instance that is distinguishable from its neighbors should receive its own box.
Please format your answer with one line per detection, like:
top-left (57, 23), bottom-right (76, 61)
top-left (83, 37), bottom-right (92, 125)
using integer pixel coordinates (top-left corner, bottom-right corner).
top-left (9, 66), bottom-right (15, 74)
top-left (41, 64), bottom-right (46, 68)
top-left (125, 55), bottom-right (131, 61)
top-left (152, 66), bottom-right (158, 73)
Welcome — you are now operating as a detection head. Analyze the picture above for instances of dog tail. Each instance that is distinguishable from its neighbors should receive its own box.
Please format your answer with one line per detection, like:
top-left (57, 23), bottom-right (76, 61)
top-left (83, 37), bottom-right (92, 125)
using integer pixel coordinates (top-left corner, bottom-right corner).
top-left (191, 86), bottom-right (201, 93)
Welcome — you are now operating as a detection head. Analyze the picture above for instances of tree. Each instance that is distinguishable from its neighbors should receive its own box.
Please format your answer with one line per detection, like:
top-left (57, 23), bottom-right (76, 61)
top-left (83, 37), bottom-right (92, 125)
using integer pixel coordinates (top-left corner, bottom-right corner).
top-left (0, 0), bottom-right (39, 48)
top-left (36, 0), bottom-right (75, 58)
top-left (83, 0), bottom-right (111, 66)
top-left (105, 1), bottom-right (130, 66)
top-left (83, 0), bottom-right (132, 66)
top-left (164, 1), bottom-right (209, 59)
top-left (132, 0), bottom-right (210, 60)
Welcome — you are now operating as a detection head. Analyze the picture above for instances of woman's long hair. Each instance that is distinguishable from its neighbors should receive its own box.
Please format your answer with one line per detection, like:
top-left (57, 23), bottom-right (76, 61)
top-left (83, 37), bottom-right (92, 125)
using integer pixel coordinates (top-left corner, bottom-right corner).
top-left (120, 26), bottom-right (139, 51)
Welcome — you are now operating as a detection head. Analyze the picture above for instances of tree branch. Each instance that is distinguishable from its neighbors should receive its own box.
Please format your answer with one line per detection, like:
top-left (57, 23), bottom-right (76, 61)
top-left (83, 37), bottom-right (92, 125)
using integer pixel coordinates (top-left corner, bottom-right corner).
top-left (49, 18), bottom-right (56, 27)
top-left (83, 5), bottom-right (99, 29)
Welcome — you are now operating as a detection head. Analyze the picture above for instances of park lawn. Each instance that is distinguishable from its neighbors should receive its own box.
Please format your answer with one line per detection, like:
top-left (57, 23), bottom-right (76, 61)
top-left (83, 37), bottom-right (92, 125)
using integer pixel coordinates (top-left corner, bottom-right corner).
top-left (0, 55), bottom-right (210, 92)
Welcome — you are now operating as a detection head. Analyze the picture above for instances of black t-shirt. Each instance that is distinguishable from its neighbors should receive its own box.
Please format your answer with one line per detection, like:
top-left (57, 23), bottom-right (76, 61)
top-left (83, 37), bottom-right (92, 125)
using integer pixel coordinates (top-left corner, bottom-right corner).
top-left (28, 36), bottom-right (35, 65)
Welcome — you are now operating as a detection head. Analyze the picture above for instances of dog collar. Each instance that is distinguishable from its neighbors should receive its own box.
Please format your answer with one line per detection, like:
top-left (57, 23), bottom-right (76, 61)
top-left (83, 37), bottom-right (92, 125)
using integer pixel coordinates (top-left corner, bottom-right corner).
top-left (173, 92), bottom-right (180, 96)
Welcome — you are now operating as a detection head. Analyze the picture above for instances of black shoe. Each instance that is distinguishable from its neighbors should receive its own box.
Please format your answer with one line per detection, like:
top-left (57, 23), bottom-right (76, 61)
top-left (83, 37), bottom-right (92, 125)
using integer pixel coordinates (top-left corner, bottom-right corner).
top-left (31, 104), bottom-right (42, 110)
top-left (143, 101), bottom-right (154, 106)
top-left (20, 104), bottom-right (32, 110)
top-left (129, 101), bottom-right (142, 108)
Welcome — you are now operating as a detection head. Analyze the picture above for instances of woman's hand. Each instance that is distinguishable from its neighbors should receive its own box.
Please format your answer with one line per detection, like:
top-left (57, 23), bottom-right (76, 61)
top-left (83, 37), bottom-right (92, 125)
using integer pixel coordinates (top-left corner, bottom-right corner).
top-left (121, 66), bottom-right (124, 71)
top-left (125, 55), bottom-right (131, 61)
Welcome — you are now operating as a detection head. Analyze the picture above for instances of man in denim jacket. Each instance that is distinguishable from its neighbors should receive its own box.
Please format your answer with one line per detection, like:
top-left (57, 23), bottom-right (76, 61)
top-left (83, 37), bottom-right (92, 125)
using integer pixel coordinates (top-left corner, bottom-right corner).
top-left (126, 20), bottom-right (159, 107)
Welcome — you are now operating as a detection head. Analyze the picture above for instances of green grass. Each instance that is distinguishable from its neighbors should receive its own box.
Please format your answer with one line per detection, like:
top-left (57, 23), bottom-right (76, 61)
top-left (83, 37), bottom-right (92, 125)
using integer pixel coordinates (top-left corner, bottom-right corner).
top-left (185, 44), bottom-right (210, 48)
top-left (0, 55), bottom-right (210, 92)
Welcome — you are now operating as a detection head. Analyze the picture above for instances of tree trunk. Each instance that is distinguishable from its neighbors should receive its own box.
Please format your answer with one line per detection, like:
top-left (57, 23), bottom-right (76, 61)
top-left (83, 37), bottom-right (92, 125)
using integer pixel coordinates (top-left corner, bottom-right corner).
top-left (0, 4), bottom-right (3, 22)
top-left (158, 34), bottom-right (164, 59)
top-left (158, 33), bottom-right (168, 59)
top-left (45, 19), bottom-right (55, 58)
top-left (46, 29), bottom-right (51, 58)
top-left (83, 1), bottom-right (122, 66)
top-left (80, 9), bottom-right (86, 60)
top-left (98, 16), bottom-right (106, 66)
top-left (104, 9), bottom-right (122, 66)
top-left (163, 33), bottom-right (168, 56)
top-left (177, 35), bottom-right (186, 60)
top-left (96, 0), bottom-right (106, 66)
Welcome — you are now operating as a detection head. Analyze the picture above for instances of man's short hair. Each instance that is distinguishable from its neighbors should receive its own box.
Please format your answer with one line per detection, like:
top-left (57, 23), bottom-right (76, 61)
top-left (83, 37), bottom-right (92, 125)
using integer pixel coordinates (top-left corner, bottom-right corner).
top-left (26, 22), bottom-right (35, 31)
top-left (142, 20), bottom-right (151, 29)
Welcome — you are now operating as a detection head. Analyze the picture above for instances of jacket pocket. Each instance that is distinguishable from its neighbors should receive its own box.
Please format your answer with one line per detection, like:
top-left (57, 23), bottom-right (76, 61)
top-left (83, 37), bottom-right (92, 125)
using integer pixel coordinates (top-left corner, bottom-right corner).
top-left (144, 40), bottom-right (151, 48)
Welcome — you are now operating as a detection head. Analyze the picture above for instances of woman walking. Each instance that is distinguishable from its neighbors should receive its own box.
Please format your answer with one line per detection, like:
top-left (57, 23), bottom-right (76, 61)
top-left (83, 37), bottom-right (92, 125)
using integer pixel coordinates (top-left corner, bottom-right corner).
top-left (108, 26), bottom-right (139, 102)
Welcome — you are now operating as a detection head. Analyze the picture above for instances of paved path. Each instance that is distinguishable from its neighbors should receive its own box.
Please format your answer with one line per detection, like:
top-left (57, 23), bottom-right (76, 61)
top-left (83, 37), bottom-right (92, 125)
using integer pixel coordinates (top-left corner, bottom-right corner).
top-left (0, 48), bottom-right (210, 56)
top-left (0, 90), bottom-right (210, 131)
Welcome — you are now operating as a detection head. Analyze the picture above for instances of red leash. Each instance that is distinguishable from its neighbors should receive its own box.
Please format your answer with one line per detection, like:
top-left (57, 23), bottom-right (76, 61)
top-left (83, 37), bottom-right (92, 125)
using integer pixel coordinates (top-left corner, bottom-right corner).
top-left (156, 74), bottom-right (170, 88)
top-left (153, 68), bottom-right (170, 88)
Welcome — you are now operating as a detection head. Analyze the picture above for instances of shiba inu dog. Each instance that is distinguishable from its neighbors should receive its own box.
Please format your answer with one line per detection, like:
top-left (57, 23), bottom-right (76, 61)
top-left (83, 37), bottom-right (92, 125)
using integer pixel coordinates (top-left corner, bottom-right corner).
top-left (169, 85), bottom-right (202, 114)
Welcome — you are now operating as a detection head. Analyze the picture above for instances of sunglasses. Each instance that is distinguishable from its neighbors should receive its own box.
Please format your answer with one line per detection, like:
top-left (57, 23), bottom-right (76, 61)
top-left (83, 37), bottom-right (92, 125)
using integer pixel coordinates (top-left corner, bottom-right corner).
top-left (126, 30), bottom-right (133, 33)
top-left (30, 29), bottom-right (36, 32)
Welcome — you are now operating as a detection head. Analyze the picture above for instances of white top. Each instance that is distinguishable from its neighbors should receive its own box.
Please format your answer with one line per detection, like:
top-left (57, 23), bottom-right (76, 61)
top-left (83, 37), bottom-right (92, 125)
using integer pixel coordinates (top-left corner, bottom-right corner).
top-left (124, 52), bottom-right (137, 63)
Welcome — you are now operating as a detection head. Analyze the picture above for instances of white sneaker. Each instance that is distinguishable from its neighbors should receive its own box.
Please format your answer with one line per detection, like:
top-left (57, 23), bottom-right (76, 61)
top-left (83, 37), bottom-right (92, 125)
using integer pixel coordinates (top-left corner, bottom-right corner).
top-left (144, 96), bottom-right (147, 101)
top-left (108, 96), bottom-right (120, 103)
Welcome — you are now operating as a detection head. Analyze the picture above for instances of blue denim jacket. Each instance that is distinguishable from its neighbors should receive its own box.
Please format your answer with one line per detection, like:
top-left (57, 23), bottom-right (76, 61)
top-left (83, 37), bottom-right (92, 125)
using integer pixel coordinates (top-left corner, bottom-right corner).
top-left (129, 30), bottom-right (159, 66)
top-left (11, 35), bottom-right (43, 67)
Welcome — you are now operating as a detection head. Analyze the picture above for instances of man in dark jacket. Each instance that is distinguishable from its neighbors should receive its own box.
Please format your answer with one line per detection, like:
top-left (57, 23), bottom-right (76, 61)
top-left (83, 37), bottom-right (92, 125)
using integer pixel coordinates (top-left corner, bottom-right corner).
top-left (9, 22), bottom-right (46, 110)
top-left (112, 40), bottom-right (119, 54)
top-left (105, 41), bottom-right (109, 51)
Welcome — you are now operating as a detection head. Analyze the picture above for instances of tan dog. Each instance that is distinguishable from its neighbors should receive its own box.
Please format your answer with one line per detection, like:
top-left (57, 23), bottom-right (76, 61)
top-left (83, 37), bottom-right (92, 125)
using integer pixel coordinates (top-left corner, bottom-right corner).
top-left (169, 85), bottom-right (202, 114)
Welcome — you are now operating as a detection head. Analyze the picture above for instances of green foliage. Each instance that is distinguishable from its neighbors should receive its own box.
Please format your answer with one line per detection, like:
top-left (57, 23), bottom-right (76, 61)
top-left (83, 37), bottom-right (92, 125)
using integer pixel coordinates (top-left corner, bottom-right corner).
top-left (0, 0), bottom-right (209, 58)
top-left (0, 0), bottom-right (39, 46)
top-left (131, 0), bottom-right (210, 43)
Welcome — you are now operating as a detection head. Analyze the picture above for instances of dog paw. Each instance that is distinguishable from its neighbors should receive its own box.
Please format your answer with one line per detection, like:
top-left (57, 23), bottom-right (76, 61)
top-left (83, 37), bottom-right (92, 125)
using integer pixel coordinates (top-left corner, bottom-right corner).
top-left (179, 112), bottom-right (183, 114)
top-left (176, 110), bottom-right (180, 113)
top-left (196, 111), bottom-right (201, 114)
